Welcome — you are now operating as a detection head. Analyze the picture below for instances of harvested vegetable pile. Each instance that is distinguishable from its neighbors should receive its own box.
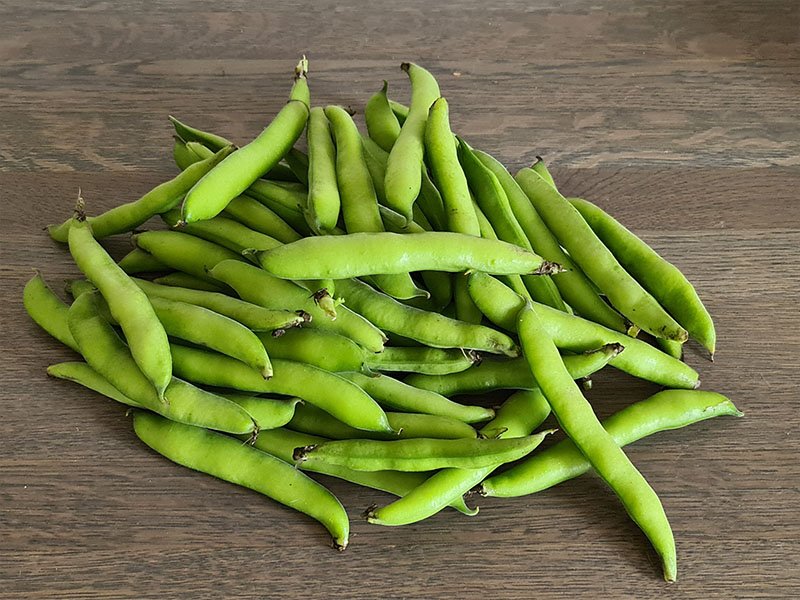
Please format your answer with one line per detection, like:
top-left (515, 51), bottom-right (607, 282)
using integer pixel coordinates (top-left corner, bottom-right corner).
top-left (24, 58), bottom-right (741, 582)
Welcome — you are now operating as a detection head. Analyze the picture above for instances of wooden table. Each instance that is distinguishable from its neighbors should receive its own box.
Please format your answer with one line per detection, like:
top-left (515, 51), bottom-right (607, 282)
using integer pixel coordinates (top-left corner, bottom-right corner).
top-left (2, 1), bottom-right (798, 597)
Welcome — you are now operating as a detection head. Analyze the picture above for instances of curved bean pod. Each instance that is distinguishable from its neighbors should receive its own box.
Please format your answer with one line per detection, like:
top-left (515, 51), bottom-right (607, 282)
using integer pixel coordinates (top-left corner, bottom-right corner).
top-left (69, 214), bottom-right (171, 398)
top-left (569, 197), bottom-right (715, 354)
top-left (384, 62), bottom-right (440, 222)
top-left (132, 278), bottom-right (306, 332)
top-left (180, 66), bottom-right (309, 222)
top-left (338, 371), bottom-right (494, 424)
top-left (209, 260), bottom-right (386, 352)
top-left (47, 361), bottom-right (140, 407)
top-left (67, 292), bottom-right (255, 434)
top-left (252, 428), bottom-right (476, 515)
top-left (133, 410), bottom-right (349, 550)
top-left (467, 272), bottom-right (699, 389)
top-left (516, 168), bottom-right (687, 342)
top-left (482, 390), bottom-right (742, 498)
top-left (474, 149), bottom-right (628, 332)
top-left (405, 344), bottom-right (623, 397)
top-left (288, 403), bottom-right (477, 441)
top-left (365, 80), bottom-right (402, 152)
top-left (306, 107), bottom-right (340, 234)
top-left (256, 328), bottom-right (367, 373)
top-left (256, 232), bottom-right (555, 280)
top-left (516, 302), bottom-right (676, 581)
top-left (364, 346), bottom-right (480, 375)
top-left (169, 344), bottom-right (393, 434)
top-left (23, 272), bottom-right (79, 352)
top-left (294, 432), bottom-right (550, 472)
top-left (425, 99), bottom-right (480, 235)
top-left (223, 196), bottom-right (302, 244)
top-left (365, 388), bottom-right (551, 526)
top-left (162, 208), bottom-right (284, 255)
top-left (222, 393), bottom-right (301, 431)
top-left (47, 146), bottom-right (233, 242)
top-left (133, 230), bottom-right (243, 282)
top-left (334, 277), bottom-right (517, 356)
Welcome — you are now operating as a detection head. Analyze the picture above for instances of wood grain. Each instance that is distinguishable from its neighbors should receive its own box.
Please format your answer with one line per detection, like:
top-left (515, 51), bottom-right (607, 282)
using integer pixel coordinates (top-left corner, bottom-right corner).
top-left (1, 1), bottom-right (799, 598)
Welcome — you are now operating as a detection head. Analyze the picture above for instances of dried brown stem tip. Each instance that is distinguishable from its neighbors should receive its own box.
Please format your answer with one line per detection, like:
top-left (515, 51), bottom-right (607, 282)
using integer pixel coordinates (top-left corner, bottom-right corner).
top-left (73, 189), bottom-right (86, 222)
top-left (294, 55), bottom-right (308, 80)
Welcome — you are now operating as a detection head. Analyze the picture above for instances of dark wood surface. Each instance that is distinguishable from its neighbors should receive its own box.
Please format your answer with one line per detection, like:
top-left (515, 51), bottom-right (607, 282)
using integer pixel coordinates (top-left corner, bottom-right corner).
top-left (2, 1), bottom-right (798, 598)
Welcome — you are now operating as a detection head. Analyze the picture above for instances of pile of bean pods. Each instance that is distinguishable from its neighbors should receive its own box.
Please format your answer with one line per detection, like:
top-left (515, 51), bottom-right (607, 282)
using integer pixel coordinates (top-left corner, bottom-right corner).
top-left (24, 58), bottom-right (742, 582)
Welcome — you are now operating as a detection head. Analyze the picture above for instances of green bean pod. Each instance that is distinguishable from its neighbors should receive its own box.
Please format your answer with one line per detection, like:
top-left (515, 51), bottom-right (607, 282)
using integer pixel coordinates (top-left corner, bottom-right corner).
top-left (132, 410), bottom-right (349, 550)
top-left (256, 328), bottom-right (367, 373)
top-left (482, 390), bottom-right (742, 498)
top-left (338, 371), bottom-right (494, 424)
top-left (474, 150), bottom-right (628, 333)
top-left (288, 403), bottom-right (477, 441)
top-left (47, 146), bottom-right (234, 242)
top-left (67, 292), bottom-right (256, 434)
top-left (425, 99), bottom-right (480, 235)
top-left (132, 278), bottom-right (306, 332)
top-left (256, 232), bottom-right (556, 280)
top-left (47, 361), bottom-right (141, 407)
top-left (23, 272), bottom-right (79, 352)
top-left (365, 388), bottom-right (551, 526)
top-left (68, 214), bottom-right (172, 399)
top-left (117, 247), bottom-right (169, 274)
top-left (247, 180), bottom-right (309, 223)
top-left (169, 344), bottom-right (393, 434)
top-left (223, 196), bottom-right (302, 244)
top-left (364, 346), bottom-right (480, 375)
top-left (365, 81), bottom-right (402, 152)
top-left (209, 260), bottom-right (386, 352)
top-left (467, 272), bottom-right (699, 389)
top-left (222, 393), bottom-right (301, 431)
top-left (569, 197), bottom-right (715, 354)
top-left (162, 209), bottom-right (283, 255)
top-left (457, 138), bottom-right (565, 310)
top-left (252, 428), bottom-right (476, 515)
top-left (405, 344), bottom-right (622, 397)
top-left (133, 230), bottom-right (243, 283)
top-left (517, 302), bottom-right (677, 581)
top-left (180, 65), bottom-right (309, 222)
top-left (334, 277), bottom-right (518, 356)
top-left (224, 195), bottom-right (302, 243)
top-left (384, 62), bottom-right (441, 223)
top-left (294, 432), bottom-right (550, 472)
top-left (305, 107), bottom-right (340, 234)
top-left (158, 301), bottom-right (271, 378)
top-left (516, 169), bottom-right (687, 342)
